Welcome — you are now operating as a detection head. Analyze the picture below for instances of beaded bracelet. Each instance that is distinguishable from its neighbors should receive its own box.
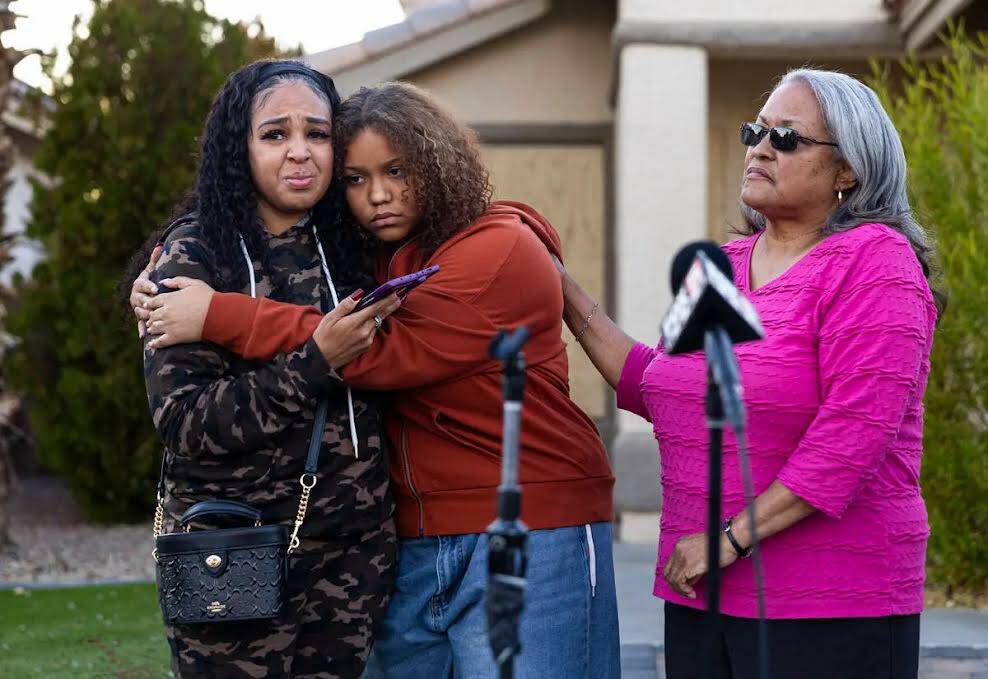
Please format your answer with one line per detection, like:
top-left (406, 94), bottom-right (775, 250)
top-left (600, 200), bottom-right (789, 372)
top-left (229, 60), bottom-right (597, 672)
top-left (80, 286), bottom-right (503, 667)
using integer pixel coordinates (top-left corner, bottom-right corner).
top-left (574, 302), bottom-right (599, 342)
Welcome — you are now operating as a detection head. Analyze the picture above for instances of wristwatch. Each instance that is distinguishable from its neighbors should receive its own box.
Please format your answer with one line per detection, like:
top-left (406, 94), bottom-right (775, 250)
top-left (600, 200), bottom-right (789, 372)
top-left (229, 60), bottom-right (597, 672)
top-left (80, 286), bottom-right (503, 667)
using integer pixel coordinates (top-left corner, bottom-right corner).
top-left (723, 517), bottom-right (751, 558)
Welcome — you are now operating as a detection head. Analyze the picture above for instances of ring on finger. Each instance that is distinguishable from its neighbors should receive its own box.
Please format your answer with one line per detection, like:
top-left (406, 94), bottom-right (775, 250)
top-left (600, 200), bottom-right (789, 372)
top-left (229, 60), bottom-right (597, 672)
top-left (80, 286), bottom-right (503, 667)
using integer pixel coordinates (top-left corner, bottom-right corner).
top-left (373, 315), bottom-right (383, 328)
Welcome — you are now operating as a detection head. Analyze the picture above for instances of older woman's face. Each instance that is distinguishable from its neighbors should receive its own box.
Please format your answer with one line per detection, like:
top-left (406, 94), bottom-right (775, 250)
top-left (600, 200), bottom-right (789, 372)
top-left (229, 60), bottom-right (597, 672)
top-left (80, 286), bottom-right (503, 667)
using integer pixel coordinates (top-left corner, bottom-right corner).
top-left (247, 81), bottom-right (333, 225)
top-left (741, 81), bottom-right (849, 222)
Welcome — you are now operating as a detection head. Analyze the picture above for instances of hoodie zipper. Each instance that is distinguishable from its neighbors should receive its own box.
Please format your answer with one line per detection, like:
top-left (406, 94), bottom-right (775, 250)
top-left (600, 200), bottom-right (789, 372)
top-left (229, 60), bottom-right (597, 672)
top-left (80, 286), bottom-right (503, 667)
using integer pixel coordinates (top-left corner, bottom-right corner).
top-left (388, 240), bottom-right (425, 536)
top-left (400, 421), bottom-right (425, 536)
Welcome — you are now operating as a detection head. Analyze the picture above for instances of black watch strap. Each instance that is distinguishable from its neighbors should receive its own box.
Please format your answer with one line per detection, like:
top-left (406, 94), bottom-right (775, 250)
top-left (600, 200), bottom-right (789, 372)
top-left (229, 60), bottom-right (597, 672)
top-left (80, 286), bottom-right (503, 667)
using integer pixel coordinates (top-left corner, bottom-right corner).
top-left (723, 517), bottom-right (751, 558)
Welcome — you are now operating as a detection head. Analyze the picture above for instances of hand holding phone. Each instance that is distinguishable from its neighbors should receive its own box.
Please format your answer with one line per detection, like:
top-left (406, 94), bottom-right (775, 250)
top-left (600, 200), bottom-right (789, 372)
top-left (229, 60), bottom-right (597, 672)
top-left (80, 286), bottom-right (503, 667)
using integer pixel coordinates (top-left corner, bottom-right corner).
top-left (354, 265), bottom-right (439, 312)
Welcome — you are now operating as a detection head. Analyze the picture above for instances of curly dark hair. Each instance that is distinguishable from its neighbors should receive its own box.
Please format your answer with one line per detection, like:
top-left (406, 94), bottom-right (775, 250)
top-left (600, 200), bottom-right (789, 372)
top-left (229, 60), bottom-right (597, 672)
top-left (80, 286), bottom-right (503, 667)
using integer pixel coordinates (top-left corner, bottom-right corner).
top-left (333, 82), bottom-right (492, 253)
top-left (121, 60), bottom-right (370, 304)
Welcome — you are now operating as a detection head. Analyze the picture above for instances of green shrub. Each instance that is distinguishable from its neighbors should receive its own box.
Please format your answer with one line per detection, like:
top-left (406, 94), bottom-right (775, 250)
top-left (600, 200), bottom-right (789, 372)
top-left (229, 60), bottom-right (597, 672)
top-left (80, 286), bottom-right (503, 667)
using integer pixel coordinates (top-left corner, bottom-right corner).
top-left (871, 25), bottom-right (988, 595)
top-left (3, 0), bottom-right (288, 521)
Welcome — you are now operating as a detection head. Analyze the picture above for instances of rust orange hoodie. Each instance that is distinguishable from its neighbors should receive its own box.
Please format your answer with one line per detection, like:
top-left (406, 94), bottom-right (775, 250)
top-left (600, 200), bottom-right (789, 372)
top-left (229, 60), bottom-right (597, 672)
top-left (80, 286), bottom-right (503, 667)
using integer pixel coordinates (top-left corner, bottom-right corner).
top-left (202, 201), bottom-right (614, 537)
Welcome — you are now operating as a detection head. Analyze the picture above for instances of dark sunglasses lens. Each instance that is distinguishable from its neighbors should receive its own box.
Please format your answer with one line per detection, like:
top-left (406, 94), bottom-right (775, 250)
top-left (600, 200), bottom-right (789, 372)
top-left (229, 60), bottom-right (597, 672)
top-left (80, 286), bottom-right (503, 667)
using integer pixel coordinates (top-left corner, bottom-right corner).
top-left (740, 123), bottom-right (764, 146)
top-left (770, 127), bottom-right (799, 151)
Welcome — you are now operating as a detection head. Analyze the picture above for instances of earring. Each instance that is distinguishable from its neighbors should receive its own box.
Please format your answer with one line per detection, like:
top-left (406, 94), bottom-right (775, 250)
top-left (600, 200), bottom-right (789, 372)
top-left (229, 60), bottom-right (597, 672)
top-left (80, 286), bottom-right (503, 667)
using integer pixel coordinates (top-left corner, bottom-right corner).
top-left (837, 189), bottom-right (843, 204)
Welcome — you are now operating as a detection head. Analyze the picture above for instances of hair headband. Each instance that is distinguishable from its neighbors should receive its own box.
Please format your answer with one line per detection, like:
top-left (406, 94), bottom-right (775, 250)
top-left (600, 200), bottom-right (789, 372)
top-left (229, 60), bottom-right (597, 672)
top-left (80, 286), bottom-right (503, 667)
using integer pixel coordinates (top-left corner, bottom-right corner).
top-left (254, 61), bottom-right (336, 100)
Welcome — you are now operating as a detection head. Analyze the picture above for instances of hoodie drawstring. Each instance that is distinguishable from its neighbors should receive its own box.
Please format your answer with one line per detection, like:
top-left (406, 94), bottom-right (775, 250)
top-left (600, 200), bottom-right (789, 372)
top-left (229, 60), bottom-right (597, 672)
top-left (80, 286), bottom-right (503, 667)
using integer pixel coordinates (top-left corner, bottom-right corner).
top-left (238, 229), bottom-right (361, 459)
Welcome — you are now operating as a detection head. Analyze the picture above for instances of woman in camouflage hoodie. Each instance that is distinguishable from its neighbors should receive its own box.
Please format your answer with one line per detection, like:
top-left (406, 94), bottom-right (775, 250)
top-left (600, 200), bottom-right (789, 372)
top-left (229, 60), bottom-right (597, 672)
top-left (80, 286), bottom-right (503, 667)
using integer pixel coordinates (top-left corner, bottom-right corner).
top-left (131, 60), bottom-right (401, 678)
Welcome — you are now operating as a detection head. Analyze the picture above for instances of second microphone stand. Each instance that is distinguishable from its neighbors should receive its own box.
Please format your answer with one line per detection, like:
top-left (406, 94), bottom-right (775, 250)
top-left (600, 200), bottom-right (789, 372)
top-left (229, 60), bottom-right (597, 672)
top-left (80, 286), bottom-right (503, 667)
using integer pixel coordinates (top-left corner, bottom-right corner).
top-left (487, 327), bottom-right (530, 679)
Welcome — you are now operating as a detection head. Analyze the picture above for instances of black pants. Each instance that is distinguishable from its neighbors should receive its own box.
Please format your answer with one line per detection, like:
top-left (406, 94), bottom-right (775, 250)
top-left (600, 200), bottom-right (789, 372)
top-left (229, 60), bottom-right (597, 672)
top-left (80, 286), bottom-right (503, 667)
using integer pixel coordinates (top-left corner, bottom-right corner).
top-left (664, 602), bottom-right (920, 679)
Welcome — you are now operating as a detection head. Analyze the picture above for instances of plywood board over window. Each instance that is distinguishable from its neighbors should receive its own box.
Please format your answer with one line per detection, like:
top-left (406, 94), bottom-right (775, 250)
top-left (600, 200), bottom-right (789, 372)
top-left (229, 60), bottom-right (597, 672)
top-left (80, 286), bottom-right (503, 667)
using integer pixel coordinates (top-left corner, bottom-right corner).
top-left (480, 144), bottom-right (607, 420)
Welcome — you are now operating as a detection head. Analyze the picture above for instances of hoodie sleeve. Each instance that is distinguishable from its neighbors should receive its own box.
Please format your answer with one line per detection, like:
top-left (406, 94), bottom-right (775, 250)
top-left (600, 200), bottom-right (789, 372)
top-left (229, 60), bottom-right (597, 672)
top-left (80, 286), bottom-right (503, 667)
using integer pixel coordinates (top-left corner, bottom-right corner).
top-left (342, 222), bottom-right (556, 390)
top-left (200, 216), bottom-right (558, 391)
top-left (202, 292), bottom-right (322, 361)
top-left (201, 202), bottom-right (567, 363)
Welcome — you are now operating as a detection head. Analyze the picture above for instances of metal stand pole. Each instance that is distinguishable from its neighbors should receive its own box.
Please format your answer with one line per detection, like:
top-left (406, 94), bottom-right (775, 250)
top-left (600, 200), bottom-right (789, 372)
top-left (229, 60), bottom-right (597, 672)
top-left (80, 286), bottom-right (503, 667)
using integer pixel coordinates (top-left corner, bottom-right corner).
top-left (487, 328), bottom-right (530, 679)
top-left (703, 367), bottom-right (725, 679)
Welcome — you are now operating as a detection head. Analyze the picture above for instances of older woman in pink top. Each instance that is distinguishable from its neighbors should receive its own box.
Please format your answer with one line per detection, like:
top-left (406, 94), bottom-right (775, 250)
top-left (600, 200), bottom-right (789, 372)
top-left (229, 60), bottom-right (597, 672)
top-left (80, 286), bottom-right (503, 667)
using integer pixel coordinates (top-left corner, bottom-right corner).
top-left (556, 70), bottom-right (941, 679)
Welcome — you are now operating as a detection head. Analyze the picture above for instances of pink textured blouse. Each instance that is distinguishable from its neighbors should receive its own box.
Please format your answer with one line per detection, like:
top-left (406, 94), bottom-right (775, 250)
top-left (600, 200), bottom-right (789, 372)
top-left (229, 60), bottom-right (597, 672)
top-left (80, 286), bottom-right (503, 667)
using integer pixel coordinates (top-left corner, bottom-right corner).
top-left (617, 223), bottom-right (937, 618)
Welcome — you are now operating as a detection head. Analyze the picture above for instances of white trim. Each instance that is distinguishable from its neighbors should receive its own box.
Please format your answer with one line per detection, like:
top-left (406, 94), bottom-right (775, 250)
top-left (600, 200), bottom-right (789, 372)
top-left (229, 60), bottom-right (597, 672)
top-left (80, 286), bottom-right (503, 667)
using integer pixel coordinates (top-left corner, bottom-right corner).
top-left (904, 0), bottom-right (972, 50)
top-left (312, 226), bottom-right (339, 306)
top-left (900, 0), bottom-right (938, 31)
top-left (238, 236), bottom-right (256, 299)
top-left (612, 19), bottom-right (902, 57)
top-left (585, 524), bottom-right (597, 598)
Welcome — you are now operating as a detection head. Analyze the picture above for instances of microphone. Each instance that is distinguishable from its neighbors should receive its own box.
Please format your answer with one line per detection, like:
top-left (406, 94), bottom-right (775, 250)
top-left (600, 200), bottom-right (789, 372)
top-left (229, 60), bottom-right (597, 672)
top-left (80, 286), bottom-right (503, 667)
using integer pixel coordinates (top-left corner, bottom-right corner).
top-left (660, 241), bottom-right (764, 432)
top-left (661, 242), bottom-right (763, 356)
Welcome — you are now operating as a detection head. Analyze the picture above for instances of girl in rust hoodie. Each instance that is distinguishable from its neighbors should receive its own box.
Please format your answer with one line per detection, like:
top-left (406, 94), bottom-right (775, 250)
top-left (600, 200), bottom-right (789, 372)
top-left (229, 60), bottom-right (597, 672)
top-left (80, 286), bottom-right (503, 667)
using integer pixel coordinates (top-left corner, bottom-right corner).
top-left (135, 82), bottom-right (620, 678)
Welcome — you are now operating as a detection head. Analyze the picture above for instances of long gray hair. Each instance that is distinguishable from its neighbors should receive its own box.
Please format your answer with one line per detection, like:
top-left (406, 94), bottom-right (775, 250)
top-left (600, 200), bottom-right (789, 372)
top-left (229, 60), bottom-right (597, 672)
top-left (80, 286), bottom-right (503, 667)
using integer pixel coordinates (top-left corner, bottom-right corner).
top-left (741, 68), bottom-right (945, 316)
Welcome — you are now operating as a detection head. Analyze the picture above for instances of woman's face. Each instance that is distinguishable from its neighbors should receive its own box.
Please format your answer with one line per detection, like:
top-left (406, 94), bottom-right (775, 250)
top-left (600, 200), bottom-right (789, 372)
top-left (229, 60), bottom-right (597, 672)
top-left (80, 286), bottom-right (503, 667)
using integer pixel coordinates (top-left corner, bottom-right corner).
top-left (740, 81), bottom-right (853, 223)
top-left (247, 81), bottom-right (333, 227)
top-left (342, 128), bottom-right (421, 243)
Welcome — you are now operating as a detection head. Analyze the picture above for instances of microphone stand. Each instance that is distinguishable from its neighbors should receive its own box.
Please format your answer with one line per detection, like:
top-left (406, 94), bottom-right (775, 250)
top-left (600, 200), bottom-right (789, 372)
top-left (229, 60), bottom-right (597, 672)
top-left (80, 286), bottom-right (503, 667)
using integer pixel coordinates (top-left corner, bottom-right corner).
top-left (702, 326), bottom-right (737, 679)
top-left (661, 244), bottom-right (767, 679)
top-left (487, 327), bottom-right (530, 679)
top-left (707, 329), bottom-right (770, 679)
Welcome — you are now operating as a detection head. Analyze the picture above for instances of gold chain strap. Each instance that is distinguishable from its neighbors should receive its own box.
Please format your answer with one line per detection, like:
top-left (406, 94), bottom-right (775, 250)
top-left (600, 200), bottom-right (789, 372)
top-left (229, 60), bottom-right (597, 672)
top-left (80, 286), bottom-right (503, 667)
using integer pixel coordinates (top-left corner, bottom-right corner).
top-left (152, 475), bottom-right (318, 559)
top-left (152, 493), bottom-right (164, 562)
top-left (288, 473), bottom-right (317, 554)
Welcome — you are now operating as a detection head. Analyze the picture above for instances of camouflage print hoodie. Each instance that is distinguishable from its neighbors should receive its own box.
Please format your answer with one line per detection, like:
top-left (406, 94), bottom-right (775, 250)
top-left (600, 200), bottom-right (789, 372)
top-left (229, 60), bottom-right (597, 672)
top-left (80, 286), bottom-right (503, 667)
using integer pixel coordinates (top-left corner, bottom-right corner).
top-left (143, 215), bottom-right (393, 540)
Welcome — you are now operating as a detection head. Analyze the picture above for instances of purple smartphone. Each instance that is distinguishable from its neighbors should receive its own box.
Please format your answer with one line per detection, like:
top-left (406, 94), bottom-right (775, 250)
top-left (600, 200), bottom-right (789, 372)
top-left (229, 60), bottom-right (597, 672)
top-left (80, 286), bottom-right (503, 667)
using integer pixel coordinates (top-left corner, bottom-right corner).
top-left (353, 264), bottom-right (440, 312)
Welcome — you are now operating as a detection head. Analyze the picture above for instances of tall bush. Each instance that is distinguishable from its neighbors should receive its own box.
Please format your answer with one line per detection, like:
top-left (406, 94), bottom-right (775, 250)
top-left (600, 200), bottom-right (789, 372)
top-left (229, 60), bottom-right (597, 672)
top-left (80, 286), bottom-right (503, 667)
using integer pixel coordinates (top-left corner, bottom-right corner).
top-left (872, 26), bottom-right (988, 595)
top-left (4, 0), bottom-right (287, 521)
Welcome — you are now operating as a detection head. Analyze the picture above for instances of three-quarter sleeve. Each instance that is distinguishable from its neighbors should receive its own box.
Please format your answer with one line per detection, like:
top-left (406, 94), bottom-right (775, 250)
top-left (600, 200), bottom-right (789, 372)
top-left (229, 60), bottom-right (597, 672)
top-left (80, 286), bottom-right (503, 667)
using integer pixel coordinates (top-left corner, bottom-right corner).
top-left (616, 342), bottom-right (657, 422)
top-left (776, 234), bottom-right (934, 519)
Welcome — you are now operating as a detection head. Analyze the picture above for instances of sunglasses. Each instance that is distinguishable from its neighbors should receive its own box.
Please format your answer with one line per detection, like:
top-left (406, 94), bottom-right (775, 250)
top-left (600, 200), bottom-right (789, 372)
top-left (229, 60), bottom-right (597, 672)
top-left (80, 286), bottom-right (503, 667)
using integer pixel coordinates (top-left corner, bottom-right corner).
top-left (739, 122), bottom-right (838, 152)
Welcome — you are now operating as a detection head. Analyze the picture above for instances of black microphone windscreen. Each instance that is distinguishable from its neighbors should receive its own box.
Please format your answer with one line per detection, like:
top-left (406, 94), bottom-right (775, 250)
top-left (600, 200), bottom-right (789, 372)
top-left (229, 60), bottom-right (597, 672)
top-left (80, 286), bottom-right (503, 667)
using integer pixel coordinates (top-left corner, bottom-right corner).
top-left (669, 240), bottom-right (733, 293)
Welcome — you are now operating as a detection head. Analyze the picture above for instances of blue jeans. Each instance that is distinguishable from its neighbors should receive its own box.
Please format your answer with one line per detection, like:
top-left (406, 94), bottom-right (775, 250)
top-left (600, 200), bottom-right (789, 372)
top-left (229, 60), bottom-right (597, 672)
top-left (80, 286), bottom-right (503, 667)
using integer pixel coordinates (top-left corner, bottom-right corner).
top-left (363, 522), bottom-right (620, 678)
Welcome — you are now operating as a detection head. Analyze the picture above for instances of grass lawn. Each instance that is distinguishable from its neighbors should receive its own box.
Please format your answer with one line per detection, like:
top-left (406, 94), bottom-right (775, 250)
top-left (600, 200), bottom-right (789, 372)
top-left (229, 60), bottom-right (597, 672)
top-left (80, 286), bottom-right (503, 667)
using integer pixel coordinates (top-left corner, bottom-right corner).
top-left (0, 583), bottom-right (171, 678)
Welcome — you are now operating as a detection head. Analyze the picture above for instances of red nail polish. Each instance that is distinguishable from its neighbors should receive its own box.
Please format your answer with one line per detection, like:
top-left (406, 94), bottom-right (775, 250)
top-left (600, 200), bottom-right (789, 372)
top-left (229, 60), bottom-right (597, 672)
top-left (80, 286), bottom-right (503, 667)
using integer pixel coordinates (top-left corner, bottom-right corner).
top-left (351, 289), bottom-right (365, 301)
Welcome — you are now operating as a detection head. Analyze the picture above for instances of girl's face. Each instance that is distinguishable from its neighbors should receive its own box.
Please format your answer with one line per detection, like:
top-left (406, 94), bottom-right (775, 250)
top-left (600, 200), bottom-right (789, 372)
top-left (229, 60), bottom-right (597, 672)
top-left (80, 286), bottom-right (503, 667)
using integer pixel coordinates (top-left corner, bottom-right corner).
top-left (247, 81), bottom-right (333, 229)
top-left (343, 128), bottom-right (421, 243)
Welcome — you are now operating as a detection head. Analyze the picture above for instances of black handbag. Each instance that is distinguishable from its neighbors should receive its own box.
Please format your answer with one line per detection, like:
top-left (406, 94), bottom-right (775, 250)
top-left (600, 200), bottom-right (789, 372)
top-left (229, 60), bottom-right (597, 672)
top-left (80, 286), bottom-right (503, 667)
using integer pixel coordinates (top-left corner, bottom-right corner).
top-left (153, 400), bottom-right (329, 625)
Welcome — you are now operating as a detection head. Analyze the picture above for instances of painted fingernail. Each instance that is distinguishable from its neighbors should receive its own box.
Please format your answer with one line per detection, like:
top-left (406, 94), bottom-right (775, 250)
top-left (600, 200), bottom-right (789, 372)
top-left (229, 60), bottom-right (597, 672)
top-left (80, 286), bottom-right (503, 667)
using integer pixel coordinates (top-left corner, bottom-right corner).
top-left (351, 289), bottom-right (365, 301)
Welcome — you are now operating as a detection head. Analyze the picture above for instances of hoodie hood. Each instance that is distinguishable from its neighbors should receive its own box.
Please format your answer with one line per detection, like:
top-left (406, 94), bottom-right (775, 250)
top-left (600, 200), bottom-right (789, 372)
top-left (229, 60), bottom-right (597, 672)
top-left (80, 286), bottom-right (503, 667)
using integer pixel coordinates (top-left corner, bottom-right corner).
top-left (378, 200), bottom-right (564, 281)
top-left (480, 200), bottom-right (563, 262)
